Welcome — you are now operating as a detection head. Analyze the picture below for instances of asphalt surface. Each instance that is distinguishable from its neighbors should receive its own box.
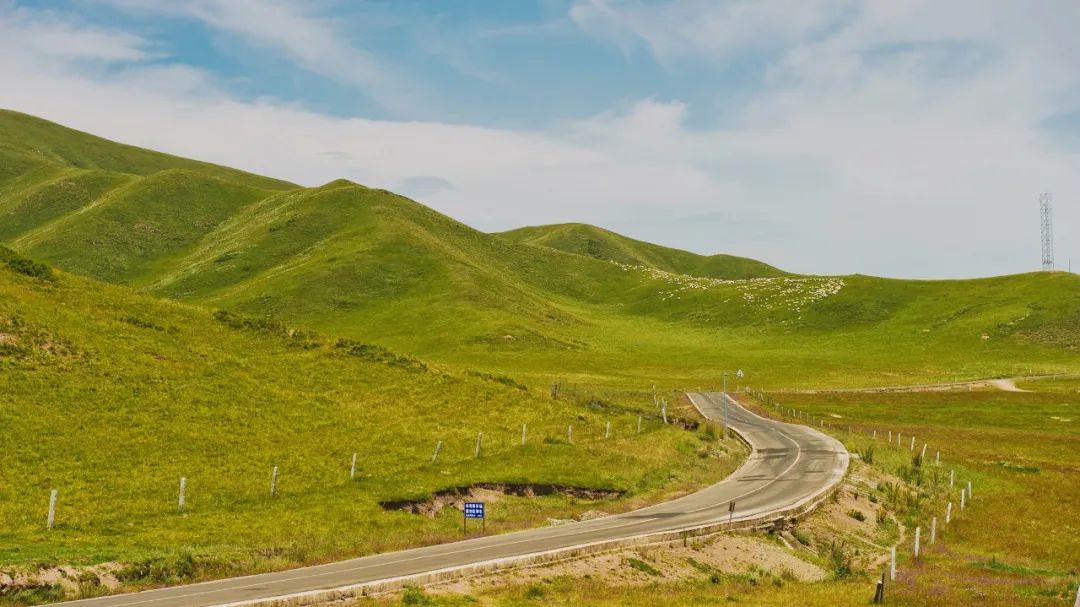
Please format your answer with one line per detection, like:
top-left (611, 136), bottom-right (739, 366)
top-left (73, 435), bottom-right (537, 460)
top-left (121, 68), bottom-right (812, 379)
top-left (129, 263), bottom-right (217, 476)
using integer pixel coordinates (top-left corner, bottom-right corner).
top-left (57, 393), bottom-right (848, 607)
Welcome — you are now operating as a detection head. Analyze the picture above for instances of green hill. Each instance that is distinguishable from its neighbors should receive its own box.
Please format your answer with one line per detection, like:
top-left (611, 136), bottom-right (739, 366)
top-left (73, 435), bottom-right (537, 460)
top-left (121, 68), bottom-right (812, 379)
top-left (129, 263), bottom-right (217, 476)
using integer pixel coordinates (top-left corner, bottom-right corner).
top-left (0, 246), bottom-right (736, 594)
top-left (499, 222), bottom-right (786, 279)
top-left (1, 109), bottom-right (1078, 390)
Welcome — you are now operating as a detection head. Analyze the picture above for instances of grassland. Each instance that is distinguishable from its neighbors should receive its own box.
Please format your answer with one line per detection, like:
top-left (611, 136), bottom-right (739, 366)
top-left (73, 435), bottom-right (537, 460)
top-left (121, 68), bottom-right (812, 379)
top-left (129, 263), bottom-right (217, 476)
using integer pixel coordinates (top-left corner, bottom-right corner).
top-left (3, 109), bottom-right (1079, 393)
top-left (2, 109), bottom-right (1079, 605)
top-left (345, 385), bottom-right (1078, 606)
top-left (0, 249), bottom-right (745, 603)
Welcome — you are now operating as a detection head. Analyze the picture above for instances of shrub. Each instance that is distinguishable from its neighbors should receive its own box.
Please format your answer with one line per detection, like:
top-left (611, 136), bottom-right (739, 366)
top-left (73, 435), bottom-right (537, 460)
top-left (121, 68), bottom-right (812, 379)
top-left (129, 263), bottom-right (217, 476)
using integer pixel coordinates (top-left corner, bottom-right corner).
top-left (336, 339), bottom-right (428, 373)
top-left (626, 557), bottom-right (663, 577)
top-left (828, 540), bottom-right (853, 579)
top-left (401, 586), bottom-right (431, 605)
top-left (847, 509), bottom-right (867, 522)
top-left (0, 246), bottom-right (55, 281)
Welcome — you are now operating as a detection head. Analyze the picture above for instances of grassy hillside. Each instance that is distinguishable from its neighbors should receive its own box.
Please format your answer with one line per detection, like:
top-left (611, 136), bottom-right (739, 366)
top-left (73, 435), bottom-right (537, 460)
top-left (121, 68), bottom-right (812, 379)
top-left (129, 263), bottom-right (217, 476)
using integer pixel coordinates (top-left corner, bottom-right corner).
top-left (499, 222), bottom-right (786, 279)
top-left (0, 247), bottom-right (741, 601)
top-left (1, 111), bottom-right (1079, 392)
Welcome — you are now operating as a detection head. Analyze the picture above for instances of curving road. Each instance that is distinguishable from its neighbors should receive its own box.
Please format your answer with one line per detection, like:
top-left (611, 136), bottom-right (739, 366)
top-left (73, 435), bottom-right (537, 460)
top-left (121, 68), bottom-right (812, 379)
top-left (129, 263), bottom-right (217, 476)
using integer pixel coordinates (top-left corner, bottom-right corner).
top-left (57, 394), bottom-right (848, 607)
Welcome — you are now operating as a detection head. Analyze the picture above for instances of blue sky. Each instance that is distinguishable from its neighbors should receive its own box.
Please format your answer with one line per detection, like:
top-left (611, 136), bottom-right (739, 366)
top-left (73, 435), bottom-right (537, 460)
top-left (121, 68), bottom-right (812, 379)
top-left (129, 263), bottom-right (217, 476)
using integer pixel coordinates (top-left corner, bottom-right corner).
top-left (1, 0), bottom-right (1077, 277)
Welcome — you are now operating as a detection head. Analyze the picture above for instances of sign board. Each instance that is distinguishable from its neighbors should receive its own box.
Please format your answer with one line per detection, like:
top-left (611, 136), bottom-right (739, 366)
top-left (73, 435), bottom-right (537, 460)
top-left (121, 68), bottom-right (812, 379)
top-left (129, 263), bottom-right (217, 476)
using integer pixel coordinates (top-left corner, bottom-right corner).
top-left (464, 502), bottom-right (485, 519)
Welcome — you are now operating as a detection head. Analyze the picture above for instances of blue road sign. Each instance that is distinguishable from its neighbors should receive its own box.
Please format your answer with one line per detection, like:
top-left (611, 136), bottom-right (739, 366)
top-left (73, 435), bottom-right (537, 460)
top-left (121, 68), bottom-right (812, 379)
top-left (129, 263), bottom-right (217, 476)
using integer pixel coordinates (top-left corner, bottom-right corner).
top-left (464, 502), bottom-right (485, 519)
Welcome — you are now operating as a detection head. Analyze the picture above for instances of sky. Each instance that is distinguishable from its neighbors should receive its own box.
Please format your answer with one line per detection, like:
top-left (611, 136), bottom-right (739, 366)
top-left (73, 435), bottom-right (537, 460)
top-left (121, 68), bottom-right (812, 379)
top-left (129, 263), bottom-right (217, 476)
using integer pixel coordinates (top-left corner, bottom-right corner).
top-left (1, 0), bottom-right (1077, 278)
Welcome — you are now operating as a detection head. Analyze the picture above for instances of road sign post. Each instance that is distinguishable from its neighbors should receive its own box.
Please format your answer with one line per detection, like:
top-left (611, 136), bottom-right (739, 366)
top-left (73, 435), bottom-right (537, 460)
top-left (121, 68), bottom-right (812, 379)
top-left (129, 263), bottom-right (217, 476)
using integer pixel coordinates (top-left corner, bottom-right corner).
top-left (464, 501), bottom-right (485, 534)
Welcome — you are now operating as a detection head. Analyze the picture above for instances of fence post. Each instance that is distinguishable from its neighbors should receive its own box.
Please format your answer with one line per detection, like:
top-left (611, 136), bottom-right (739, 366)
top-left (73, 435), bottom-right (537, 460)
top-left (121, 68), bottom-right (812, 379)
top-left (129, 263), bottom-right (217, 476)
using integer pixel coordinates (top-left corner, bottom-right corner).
top-left (920, 443), bottom-right (927, 459)
top-left (637, 415), bottom-right (642, 434)
top-left (946, 502), bottom-right (952, 524)
top-left (949, 469), bottom-right (954, 487)
top-left (967, 480), bottom-right (972, 501)
top-left (605, 421), bottom-right (611, 439)
top-left (350, 453), bottom-right (357, 480)
top-left (47, 489), bottom-right (57, 529)
top-left (270, 466), bottom-right (278, 496)
top-left (914, 526), bottom-right (921, 559)
top-left (930, 516), bottom-right (937, 544)
top-left (889, 546), bottom-right (896, 581)
top-left (661, 401), bottom-right (668, 424)
top-left (431, 440), bottom-right (443, 464)
top-left (935, 451), bottom-right (940, 466)
top-left (960, 488), bottom-right (965, 511)
top-left (521, 424), bottom-right (527, 446)
top-left (178, 477), bottom-right (187, 511)
top-left (568, 424), bottom-right (573, 444)
top-left (475, 432), bottom-right (483, 458)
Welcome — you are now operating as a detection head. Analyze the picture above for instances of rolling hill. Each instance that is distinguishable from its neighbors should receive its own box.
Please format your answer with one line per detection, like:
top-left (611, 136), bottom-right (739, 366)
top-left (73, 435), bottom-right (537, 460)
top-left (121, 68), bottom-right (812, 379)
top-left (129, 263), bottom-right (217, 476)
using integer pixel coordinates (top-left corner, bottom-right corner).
top-left (1, 108), bottom-right (1079, 389)
top-left (500, 222), bottom-right (785, 279)
top-left (0, 245), bottom-right (736, 596)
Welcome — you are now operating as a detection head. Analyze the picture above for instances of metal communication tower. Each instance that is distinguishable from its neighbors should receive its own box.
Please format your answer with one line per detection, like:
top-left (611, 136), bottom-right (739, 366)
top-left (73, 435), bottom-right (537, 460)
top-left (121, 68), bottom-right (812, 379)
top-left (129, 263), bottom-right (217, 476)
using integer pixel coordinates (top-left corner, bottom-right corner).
top-left (1040, 193), bottom-right (1054, 271)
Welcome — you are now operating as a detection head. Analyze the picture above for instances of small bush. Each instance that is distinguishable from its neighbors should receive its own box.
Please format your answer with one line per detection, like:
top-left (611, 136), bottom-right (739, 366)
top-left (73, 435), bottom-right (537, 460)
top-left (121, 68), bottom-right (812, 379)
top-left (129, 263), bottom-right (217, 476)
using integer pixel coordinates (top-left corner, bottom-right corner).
top-left (336, 339), bottom-right (428, 372)
top-left (828, 541), bottom-right (853, 579)
top-left (791, 528), bottom-right (812, 546)
top-left (0, 246), bottom-right (55, 281)
top-left (524, 584), bottom-right (545, 599)
top-left (847, 509), bottom-right (867, 522)
top-left (626, 557), bottom-right (663, 577)
top-left (467, 370), bottom-right (527, 390)
top-left (401, 586), bottom-right (432, 605)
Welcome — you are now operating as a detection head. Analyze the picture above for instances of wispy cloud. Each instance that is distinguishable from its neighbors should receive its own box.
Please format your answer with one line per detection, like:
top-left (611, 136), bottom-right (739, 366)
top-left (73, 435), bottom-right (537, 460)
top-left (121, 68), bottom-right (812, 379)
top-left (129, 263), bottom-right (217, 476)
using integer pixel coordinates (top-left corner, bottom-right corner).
top-left (0, 2), bottom-right (152, 63)
top-left (96, 0), bottom-right (423, 113)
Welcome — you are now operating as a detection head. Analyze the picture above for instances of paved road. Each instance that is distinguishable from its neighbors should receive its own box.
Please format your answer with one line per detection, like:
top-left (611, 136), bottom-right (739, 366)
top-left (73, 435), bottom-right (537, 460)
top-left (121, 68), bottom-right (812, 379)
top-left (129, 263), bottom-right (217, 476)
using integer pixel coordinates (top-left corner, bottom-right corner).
top-left (57, 394), bottom-right (848, 607)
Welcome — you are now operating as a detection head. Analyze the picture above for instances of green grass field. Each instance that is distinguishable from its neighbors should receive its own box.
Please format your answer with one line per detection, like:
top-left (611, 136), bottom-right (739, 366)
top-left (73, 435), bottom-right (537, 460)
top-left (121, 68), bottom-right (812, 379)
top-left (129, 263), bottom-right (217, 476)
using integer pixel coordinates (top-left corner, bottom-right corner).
top-left (0, 250), bottom-right (745, 603)
top-left (1, 109), bottom-right (1079, 605)
top-left (351, 385), bottom-right (1078, 606)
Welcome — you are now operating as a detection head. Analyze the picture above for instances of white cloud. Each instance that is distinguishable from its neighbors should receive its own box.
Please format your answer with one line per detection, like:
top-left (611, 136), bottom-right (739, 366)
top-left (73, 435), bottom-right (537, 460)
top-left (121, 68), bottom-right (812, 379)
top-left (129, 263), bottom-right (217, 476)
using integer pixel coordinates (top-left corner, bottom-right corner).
top-left (569, 0), bottom-right (848, 63)
top-left (96, 0), bottom-right (422, 112)
top-left (0, 2), bottom-right (151, 63)
top-left (0, 2), bottom-right (1076, 278)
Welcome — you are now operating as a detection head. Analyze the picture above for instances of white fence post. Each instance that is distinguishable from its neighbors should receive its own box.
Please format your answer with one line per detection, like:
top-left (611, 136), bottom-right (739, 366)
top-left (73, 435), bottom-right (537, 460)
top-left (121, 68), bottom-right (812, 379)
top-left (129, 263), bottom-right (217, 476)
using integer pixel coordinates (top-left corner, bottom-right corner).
top-left (960, 488), bottom-right (966, 511)
top-left (521, 424), bottom-right (527, 446)
top-left (946, 502), bottom-right (952, 524)
top-left (949, 469), bottom-right (954, 487)
top-left (914, 526), bottom-right (921, 559)
top-left (605, 421), bottom-right (611, 439)
top-left (475, 432), bottom-right (483, 458)
top-left (47, 489), bottom-right (57, 529)
top-left (890, 546), bottom-right (896, 581)
top-left (637, 416), bottom-right (642, 434)
top-left (930, 516), bottom-right (937, 544)
top-left (431, 440), bottom-right (443, 463)
top-left (967, 480), bottom-right (972, 501)
top-left (350, 453), bottom-right (357, 479)
top-left (179, 477), bottom-right (187, 511)
top-left (270, 466), bottom-right (278, 496)
top-left (568, 424), bottom-right (573, 444)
